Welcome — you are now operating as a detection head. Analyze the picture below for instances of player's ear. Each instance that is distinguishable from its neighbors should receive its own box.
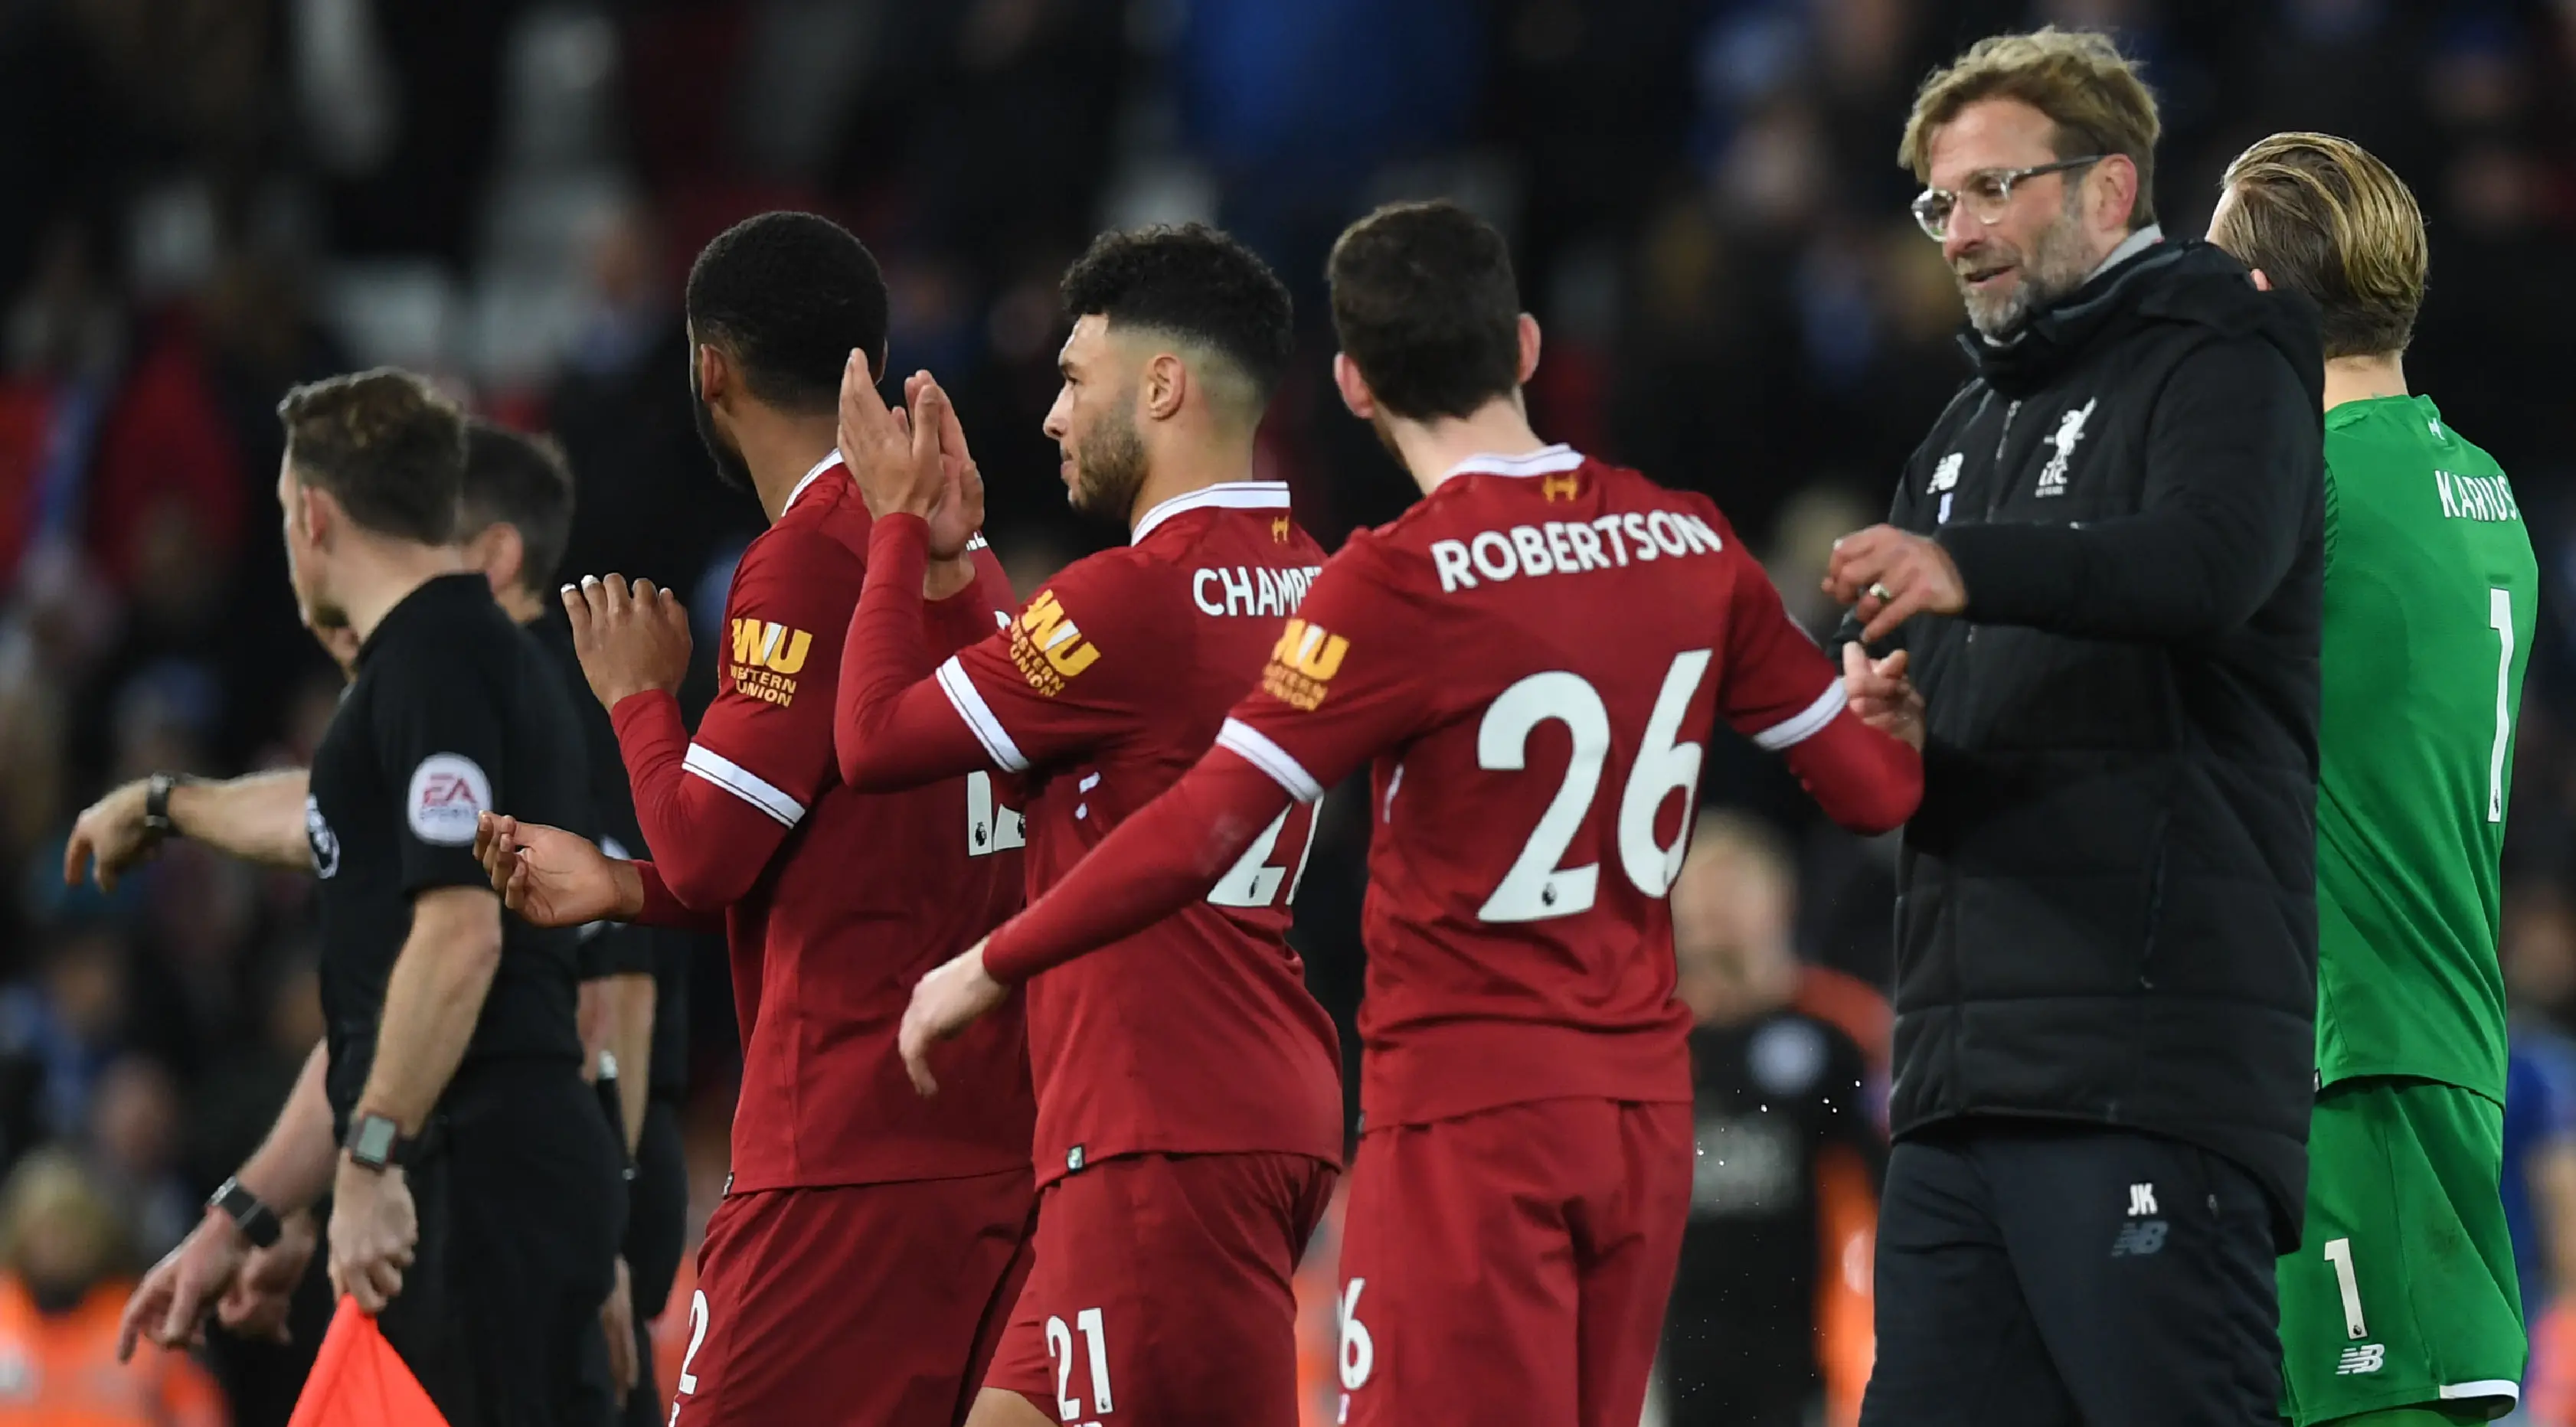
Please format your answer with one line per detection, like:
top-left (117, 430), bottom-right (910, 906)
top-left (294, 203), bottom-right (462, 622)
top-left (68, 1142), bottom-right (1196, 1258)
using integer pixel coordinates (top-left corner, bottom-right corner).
top-left (2247, 267), bottom-right (2273, 293)
top-left (1143, 352), bottom-right (1187, 423)
top-left (1515, 314), bottom-right (1543, 386)
top-left (298, 481), bottom-right (335, 549)
top-left (1332, 352), bottom-right (1376, 422)
top-left (695, 341), bottom-right (727, 407)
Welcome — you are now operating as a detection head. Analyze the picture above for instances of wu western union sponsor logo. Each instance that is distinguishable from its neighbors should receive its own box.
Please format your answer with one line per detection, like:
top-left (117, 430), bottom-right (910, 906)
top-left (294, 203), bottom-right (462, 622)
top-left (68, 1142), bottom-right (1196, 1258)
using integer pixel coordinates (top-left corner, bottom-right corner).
top-left (1263, 618), bottom-right (1347, 711)
top-left (729, 619), bottom-right (811, 707)
top-left (1011, 589), bottom-right (1099, 696)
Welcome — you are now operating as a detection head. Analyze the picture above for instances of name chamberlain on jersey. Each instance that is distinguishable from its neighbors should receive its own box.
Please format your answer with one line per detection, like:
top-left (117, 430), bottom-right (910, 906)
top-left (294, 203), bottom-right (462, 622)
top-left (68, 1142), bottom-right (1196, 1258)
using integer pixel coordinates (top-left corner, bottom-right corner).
top-left (1427, 507), bottom-right (1730, 592)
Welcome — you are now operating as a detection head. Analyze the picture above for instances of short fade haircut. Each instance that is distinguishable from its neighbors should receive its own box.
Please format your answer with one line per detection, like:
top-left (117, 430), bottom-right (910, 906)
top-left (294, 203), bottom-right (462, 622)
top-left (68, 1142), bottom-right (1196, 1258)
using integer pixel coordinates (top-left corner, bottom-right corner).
top-left (276, 368), bottom-right (467, 545)
top-left (685, 211), bottom-right (889, 413)
top-left (459, 420), bottom-right (576, 596)
top-left (1326, 200), bottom-right (1522, 423)
top-left (2212, 132), bottom-right (2427, 359)
top-left (1059, 224), bottom-right (1294, 423)
top-left (1900, 27), bottom-right (2162, 230)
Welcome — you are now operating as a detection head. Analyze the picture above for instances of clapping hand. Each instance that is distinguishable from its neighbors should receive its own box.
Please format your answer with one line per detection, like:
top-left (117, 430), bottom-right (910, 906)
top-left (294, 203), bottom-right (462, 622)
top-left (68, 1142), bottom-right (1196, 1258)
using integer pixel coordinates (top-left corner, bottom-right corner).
top-left (473, 812), bottom-right (637, 926)
top-left (564, 574), bottom-right (691, 710)
top-left (1843, 644), bottom-right (1926, 751)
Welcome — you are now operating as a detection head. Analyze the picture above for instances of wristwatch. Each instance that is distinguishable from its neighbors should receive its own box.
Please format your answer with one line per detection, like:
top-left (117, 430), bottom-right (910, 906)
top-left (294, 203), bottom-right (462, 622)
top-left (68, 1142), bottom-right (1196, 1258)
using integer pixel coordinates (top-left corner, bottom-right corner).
top-left (342, 1112), bottom-right (416, 1173)
top-left (208, 1177), bottom-right (281, 1248)
top-left (143, 772), bottom-right (198, 839)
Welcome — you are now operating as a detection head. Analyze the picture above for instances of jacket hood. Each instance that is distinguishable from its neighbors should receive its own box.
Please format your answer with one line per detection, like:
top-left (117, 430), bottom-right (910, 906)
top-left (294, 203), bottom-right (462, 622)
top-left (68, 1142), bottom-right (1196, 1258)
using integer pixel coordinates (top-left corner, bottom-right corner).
top-left (1962, 237), bottom-right (2326, 408)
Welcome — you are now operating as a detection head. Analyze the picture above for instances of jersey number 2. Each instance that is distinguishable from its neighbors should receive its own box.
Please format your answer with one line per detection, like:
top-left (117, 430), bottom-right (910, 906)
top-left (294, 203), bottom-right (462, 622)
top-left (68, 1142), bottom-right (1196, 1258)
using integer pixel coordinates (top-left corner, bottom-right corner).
top-left (1476, 650), bottom-right (1713, 923)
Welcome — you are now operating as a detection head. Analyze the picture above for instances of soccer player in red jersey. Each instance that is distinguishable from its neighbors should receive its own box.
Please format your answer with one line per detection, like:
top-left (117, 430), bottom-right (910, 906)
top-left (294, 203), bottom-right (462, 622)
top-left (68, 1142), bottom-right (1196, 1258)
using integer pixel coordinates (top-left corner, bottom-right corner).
top-left (469, 212), bottom-right (1035, 1426)
top-left (824, 225), bottom-right (1345, 1427)
top-left (896, 200), bottom-right (1927, 1427)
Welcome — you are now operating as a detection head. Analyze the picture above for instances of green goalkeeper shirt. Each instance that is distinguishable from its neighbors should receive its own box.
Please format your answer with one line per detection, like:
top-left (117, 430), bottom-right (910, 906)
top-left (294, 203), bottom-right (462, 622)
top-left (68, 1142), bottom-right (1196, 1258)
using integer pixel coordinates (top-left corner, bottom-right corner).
top-left (2315, 393), bottom-right (2536, 1103)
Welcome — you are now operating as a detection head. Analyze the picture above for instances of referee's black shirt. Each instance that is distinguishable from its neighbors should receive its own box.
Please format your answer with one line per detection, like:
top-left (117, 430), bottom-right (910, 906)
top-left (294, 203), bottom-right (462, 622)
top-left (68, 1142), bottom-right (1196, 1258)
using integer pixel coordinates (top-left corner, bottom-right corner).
top-left (308, 573), bottom-right (590, 1120)
top-left (528, 611), bottom-right (692, 1100)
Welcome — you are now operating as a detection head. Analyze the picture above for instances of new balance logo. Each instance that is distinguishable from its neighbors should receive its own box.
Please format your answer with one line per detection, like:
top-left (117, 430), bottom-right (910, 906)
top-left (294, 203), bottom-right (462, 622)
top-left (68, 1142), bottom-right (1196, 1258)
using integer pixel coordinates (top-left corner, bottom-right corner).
top-left (2127, 1182), bottom-right (2158, 1216)
top-left (2337, 1344), bottom-right (2386, 1376)
top-left (2110, 1220), bottom-right (2167, 1257)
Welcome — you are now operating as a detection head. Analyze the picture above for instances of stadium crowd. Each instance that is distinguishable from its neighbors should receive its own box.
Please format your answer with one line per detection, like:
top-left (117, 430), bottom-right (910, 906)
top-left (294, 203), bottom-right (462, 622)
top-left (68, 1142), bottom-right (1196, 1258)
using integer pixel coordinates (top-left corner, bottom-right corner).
top-left (3, 0), bottom-right (2576, 1423)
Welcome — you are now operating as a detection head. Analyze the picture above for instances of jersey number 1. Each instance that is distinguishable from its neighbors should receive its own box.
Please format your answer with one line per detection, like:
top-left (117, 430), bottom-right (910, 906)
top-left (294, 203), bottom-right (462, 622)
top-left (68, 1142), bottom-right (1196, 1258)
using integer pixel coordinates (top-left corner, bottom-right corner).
top-left (2488, 587), bottom-right (2515, 825)
top-left (1476, 650), bottom-right (1713, 923)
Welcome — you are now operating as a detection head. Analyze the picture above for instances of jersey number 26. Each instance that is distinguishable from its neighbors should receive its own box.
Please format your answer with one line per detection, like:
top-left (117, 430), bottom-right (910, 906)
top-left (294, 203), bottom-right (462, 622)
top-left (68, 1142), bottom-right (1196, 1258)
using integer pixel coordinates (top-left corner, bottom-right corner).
top-left (1476, 649), bottom-right (1712, 923)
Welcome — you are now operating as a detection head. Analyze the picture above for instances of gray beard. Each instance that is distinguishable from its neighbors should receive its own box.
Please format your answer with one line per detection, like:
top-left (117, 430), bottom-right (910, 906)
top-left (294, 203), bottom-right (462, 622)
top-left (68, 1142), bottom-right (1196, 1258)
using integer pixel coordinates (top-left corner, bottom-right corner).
top-left (1963, 199), bottom-right (2100, 340)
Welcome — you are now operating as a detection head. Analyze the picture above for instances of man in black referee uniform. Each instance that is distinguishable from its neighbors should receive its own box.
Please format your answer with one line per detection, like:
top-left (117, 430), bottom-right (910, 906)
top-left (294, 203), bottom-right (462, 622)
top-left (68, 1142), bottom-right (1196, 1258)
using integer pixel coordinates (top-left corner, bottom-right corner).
top-left (453, 419), bottom-right (695, 1425)
top-left (79, 369), bottom-right (622, 1425)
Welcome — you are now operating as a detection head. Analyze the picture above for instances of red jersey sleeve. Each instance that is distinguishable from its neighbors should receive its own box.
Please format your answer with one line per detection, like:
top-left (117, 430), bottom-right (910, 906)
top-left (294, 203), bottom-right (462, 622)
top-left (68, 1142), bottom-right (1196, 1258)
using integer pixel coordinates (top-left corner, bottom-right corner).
top-left (920, 546), bottom-right (1173, 777)
top-left (613, 526), bottom-right (858, 909)
top-left (1702, 501), bottom-right (1922, 833)
top-left (979, 746), bottom-right (1291, 982)
top-left (1213, 537), bottom-right (1434, 804)
top-left (835, 515), bottom-right (1058, 790)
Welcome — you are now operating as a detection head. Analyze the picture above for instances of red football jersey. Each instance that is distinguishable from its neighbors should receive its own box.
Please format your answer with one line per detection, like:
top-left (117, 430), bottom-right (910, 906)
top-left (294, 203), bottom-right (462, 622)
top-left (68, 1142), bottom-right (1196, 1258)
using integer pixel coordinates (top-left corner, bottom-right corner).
top-left (935, 482), bottom-right (1345, 1184)
top-left (1218, 447), bottom-right (1846, 1129)
top-left (620, 457), bottom-right (1032, 1190)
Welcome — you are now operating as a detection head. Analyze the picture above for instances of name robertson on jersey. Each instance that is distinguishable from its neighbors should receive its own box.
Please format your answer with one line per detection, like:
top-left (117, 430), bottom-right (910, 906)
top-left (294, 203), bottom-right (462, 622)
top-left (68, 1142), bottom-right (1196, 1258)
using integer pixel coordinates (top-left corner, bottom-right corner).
top-left (1192, 564), bottom-right (1322, 618)
top-left (1429, 509), bottom-right (1724, 593)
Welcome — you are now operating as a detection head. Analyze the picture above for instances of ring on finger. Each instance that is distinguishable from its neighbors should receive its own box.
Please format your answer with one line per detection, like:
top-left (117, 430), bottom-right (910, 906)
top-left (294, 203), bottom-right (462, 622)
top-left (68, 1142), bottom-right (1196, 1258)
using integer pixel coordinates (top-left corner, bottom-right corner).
top-left (1867, 582), bottom-right (1895, 602)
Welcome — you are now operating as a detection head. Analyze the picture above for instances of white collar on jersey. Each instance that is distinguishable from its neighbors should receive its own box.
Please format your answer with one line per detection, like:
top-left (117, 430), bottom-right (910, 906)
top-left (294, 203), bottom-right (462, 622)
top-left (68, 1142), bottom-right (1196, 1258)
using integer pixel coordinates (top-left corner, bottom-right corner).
top-left (781, 452), bottom-right (842, 516)
top-left (1440, 444), bottom-right (1584, 481)
top-left (1129, 480), bottom-right (1293, 544)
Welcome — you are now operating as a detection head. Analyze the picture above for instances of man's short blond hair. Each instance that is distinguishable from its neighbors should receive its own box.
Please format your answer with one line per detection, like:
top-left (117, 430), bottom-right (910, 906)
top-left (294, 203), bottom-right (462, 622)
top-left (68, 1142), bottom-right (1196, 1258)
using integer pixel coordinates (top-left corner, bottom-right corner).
top-left (2211, 132), bottom-right (2427, 359)
top-left (1899, 27), bottom-right (2162, 229)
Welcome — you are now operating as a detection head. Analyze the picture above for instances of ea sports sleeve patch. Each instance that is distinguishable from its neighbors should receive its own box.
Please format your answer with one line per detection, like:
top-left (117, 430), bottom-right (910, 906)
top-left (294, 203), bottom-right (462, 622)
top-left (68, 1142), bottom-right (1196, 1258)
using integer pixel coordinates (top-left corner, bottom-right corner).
top-left (405, 753), bottom-right (493, 847)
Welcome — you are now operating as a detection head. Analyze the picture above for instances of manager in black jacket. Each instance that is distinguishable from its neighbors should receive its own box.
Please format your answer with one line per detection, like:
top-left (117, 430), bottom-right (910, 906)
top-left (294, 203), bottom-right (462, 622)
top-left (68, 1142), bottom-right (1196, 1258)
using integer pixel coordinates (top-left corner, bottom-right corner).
top-left (1822, 29), bottom-right (2324, 1427)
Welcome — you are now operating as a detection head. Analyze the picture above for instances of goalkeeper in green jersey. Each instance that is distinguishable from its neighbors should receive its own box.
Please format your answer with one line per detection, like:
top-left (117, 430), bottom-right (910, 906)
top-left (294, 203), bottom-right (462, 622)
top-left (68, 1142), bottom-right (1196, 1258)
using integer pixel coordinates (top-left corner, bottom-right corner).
top-left (2211, 133), bottom-right (2539, 1427)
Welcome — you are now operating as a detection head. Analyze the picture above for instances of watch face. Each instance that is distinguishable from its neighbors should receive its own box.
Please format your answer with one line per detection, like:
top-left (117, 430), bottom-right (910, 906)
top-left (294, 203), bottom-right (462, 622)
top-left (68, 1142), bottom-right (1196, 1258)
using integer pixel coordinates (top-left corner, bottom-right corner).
top-left (354, 1116), bottom-right (398, 1163)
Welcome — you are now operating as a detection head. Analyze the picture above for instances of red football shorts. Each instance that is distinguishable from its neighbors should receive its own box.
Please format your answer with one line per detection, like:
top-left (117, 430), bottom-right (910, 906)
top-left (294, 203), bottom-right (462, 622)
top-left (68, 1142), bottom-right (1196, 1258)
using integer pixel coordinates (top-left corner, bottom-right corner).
top-left (1335, 1098), bottom-right (1694, 1427)
top-left (986, 1151), bottom-right (1336, 1426)
top-left (671, 1168), bottom-right (1035, 1427)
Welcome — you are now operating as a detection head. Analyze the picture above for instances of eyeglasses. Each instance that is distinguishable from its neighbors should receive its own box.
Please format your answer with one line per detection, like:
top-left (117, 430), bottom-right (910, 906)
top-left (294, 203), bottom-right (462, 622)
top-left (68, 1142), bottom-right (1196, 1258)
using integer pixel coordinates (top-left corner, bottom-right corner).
top-left (1911, 155), bottom-right (2107, 240)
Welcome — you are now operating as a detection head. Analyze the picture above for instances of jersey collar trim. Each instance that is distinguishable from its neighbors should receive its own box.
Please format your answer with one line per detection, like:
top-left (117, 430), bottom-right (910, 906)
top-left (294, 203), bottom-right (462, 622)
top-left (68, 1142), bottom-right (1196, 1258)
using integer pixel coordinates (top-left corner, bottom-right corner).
top-left (782, 453), bottom-right (842, 516)
top-left (1441, 444), bottom-right (1584, 481)
top-left (1129, 480), bottom-right (1293, 544)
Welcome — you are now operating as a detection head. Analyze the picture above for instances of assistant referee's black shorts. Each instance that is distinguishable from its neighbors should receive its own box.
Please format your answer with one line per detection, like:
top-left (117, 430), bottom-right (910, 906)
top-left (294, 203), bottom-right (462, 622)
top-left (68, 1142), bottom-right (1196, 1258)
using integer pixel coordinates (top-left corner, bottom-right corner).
top-left (377, 1062), bottom-right (625, 1427)
top-left (1859, 1122), bottom-right (2282, 1427)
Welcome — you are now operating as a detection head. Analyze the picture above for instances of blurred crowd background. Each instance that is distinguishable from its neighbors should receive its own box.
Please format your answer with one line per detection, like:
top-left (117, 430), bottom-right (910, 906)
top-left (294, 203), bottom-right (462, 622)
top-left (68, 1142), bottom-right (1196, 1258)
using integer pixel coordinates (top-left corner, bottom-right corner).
top-left (3, 0), bottom-right (2575, 1423)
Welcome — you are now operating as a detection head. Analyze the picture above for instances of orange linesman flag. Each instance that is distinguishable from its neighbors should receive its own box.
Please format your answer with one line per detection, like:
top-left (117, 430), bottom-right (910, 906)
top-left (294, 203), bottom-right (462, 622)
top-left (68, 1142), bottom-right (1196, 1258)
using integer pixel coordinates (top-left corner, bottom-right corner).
top-left (286, 1298), bottom-right (449, 1427)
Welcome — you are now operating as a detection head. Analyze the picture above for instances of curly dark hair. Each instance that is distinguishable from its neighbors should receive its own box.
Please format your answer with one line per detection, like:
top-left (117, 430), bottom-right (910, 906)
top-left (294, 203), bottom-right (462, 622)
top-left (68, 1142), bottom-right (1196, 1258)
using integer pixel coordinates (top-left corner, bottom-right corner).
top-left (459, 420), bottom-right (576, 596)
top-left (276, 368), bottom-right (468, 544)
top-left (685, 211), bottom-right (889, 413)
top-left (1327, 201), bottom-right (1522, 422)
top-left (1059, 224), bottom-right (1294, 416)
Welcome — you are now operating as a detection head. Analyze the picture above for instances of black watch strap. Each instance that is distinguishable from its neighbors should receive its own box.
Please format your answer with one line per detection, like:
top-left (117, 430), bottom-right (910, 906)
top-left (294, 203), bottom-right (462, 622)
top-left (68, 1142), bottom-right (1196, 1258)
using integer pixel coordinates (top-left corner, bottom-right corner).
top-left (343, 1112), bottom-right (415, 1171)
top-left (210, 1177), bottom-right (281, 1249)
top-left (144, 772), bottom-right (198, 838)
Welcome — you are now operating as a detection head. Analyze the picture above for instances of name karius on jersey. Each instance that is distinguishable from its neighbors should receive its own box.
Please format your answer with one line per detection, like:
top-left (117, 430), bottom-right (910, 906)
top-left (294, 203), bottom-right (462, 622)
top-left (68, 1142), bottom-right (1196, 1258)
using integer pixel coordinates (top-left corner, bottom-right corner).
top-left (1262, 617), bottom-right (1348, 711)
top-left (1192, 564), bottom-right (1322, 618)
top-left (1427, 508), bottom-right (1724, 593)
top-left (1011, 589), bottom-right (1100, 696)
top-left (2436, 469), bottom-right (2522, 524)
top-left (731, 617), bottom-right (812, 707)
